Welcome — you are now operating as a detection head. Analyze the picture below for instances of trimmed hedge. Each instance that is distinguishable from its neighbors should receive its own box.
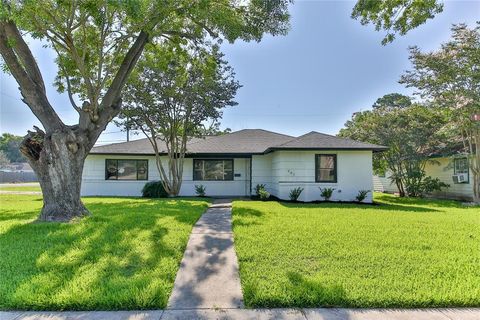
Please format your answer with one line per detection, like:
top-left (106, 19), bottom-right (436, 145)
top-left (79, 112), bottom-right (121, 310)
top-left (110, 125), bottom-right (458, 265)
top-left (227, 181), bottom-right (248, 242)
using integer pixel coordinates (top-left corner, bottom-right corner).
top-left (142, 181), bottom-right (168, 198)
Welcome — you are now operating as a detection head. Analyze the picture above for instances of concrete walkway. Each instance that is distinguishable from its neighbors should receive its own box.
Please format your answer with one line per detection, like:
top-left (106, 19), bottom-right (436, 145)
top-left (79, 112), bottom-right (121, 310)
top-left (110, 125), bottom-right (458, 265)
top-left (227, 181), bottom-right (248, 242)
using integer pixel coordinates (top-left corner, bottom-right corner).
top-left (2, 308), bottom-right (479, 319)
top-left (166, 199), bottom-right (244, 309)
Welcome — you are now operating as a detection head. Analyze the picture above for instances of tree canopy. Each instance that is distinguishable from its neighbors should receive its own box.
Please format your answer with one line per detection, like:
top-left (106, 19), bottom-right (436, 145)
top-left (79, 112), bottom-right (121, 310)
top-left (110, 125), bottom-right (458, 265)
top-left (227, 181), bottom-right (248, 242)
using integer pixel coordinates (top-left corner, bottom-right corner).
top-left (0, 133), bottom-right (25, 162)
top-left (339, 94), bottom-right (448, 197)
top-left (352, 0), bottom-right (443, 44)
top-left (400, 23), bottom-right (480, 202)
top-left (372, 93), bottom-right (412, 110)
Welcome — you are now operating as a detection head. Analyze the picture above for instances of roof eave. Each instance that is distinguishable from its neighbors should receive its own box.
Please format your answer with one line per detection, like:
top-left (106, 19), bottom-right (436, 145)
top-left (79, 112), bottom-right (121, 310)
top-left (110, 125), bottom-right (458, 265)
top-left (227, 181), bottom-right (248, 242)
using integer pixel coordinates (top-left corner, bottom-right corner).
top-left (88, 151), bottom-right (261, 157)
top-left (264, 147), bottom-right (388, 153)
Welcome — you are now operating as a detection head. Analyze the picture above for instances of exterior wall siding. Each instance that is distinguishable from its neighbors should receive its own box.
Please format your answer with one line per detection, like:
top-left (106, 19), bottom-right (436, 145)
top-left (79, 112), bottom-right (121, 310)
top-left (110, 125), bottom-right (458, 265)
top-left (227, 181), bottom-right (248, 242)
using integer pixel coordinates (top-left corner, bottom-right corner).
top-left (81, 155), bottom-right (250, 197)
top-left (251, 154), bottom-right (273, 195)
top-left (425, 157), bottom-right (473, 201)
top-left (373, 156), bottom-right (474, 201)
top-left (82, 150), bottom-right (375, 202)
top-left (373, 175), bottom-right (398, 193)
top-left (269, 150), bottom-right (373, 202)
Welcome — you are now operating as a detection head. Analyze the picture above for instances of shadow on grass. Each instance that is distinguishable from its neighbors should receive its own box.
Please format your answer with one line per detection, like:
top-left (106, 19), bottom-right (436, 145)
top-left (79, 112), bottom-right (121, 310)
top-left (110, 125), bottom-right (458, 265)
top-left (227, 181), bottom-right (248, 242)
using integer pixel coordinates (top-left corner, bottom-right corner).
top-left (232, 207), bottom-right (264, 227)
top-left (286, 272), bottom-right (347, 307)
top-left (0, 197), bottom-right (208, 310)
top-left (244, 271), bottom-right (347, 308)
top-left (374, 193), bottom-right (472, 209)
top-left (277, 201), bottom-right (441, 213)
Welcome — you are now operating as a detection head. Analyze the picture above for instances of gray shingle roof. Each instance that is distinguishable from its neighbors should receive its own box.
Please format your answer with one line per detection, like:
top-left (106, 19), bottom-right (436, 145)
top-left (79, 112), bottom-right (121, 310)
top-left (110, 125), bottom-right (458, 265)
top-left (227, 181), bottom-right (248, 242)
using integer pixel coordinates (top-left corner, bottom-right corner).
top-left (90, 129), bottom-right (386, 155)
top-left (266, 131), bottom-right (387, 151)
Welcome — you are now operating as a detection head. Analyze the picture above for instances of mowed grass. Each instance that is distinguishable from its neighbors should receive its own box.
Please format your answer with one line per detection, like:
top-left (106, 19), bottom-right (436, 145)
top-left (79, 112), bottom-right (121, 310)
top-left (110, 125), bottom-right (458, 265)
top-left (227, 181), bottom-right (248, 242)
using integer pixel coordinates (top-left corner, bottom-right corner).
top-left (0, 183), bottom-right (41, 192)
top-left (232, 193), bottom-right (480, 308)
top-left (0, 194), bottom-right (210, 310)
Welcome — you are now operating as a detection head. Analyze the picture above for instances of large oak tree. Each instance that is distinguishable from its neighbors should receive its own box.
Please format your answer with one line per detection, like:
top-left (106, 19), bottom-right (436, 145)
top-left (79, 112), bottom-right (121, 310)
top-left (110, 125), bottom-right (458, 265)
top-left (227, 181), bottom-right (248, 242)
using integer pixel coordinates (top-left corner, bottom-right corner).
top-left (0, 0), bottom-right (290, 221)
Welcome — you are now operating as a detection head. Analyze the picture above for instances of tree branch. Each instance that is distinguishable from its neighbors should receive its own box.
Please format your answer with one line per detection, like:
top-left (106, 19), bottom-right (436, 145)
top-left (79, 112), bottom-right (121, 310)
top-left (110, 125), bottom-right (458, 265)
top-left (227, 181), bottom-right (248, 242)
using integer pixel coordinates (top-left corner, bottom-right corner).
top-left (101, 30), bottom-right (149, 109)
top-left (0, 20), bottom-right (64, 131)
top-left (3, 21), bottom-right (46, 93)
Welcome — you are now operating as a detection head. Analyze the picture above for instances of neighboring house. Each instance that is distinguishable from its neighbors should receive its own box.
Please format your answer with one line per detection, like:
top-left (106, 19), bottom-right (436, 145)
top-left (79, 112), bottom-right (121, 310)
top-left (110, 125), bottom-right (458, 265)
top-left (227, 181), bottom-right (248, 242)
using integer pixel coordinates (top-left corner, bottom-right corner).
top-left (373, 155), bottom-right (474, 201)
top-left (82, 129), bottom-right (386, 202)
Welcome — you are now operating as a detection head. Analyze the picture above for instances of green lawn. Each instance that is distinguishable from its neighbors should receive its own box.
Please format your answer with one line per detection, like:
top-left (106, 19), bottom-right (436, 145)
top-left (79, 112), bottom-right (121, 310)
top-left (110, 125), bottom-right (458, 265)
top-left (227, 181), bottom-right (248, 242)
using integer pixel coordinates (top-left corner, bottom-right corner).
top-left (0, 194), bottom-right (210, 310)
top-left (232, 193), bottom-right (480, 308)
top-left (0, 183), bottom-right (41, 192)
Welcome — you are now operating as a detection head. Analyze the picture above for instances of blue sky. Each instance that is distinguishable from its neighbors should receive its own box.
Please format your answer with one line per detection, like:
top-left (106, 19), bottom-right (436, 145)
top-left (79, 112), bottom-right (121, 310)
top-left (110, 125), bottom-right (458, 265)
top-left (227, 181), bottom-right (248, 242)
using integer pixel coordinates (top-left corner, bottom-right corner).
top-left (0, 0), bottom-right (479, 144)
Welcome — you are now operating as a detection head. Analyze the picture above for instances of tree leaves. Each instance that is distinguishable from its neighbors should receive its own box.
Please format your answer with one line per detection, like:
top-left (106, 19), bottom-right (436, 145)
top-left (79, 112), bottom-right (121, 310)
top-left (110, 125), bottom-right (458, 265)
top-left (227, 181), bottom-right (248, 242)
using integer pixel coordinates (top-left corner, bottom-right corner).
top-left (339, 95), bottom-right (447, 196)
top-left (352, 0), bottom-right (443, 45)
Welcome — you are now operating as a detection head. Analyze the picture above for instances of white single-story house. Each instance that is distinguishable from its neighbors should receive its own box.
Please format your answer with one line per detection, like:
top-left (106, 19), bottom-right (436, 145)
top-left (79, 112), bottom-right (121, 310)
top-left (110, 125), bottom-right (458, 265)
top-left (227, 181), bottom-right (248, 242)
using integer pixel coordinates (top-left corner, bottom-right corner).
top-left (82, 129), bottom-right (386, 202)
top-left (374, 154), bottom-right (475, 201)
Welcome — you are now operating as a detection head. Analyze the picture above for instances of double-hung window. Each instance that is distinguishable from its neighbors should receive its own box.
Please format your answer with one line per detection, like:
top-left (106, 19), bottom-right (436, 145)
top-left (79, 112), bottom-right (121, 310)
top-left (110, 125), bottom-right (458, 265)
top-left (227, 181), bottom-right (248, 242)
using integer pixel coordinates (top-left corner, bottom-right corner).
top-left (454, 158), bottom-right (469, 181)
top-left (315, 154), bottom-right (337, 183)
top-left (193, 159), bottom-right (233, 181)
top-left (105, 159), bottom-right (148, 180)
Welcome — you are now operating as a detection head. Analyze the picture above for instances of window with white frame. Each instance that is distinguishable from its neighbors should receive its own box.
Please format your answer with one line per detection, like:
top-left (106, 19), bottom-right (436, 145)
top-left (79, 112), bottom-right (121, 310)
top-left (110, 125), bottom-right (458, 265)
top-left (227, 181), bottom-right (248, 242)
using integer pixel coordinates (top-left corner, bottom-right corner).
top-left (454, 158), bottom-right (469, 181)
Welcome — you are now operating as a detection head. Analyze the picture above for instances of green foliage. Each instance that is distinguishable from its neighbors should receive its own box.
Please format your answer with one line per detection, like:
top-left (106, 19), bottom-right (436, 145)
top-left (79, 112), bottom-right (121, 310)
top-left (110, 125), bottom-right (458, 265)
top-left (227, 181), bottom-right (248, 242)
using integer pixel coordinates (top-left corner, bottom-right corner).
top-left (339, 95), bottom-right (447, 197)
top-left (232, 193), bottom-right (480, 307)
top-left (319, 187), bottom-right (335, 201)
top-left (119, 43), bottom-right (240, 139)
top-left (355, 190), bottom-right (370, 202)
top-left (409, 176), bottom-right (450, 198)
top-left (194, 184), bottom-right (206, 197)
top-left (400, 23), bottom-right (480, 202)
top-left (258, 188), bottom-right (270, 201)
top-left (352, 0), bottom-right (444, 44)
top-left (117, 43), bottom-right (241, 196)
top-left (3, 0), bottom-right (290, 104)
top-left (372, 93), bottom-right (412, 110)
top-left (254, 184), bottom-right (266, 197)
top-left (141, 181), bottom-right (168, 198)
top-left (289, 187), bottom-right (304, 202)
top-left (0, 133), bottom-right (25, 163)
top-left (0, 194), bottom-right (210, 310)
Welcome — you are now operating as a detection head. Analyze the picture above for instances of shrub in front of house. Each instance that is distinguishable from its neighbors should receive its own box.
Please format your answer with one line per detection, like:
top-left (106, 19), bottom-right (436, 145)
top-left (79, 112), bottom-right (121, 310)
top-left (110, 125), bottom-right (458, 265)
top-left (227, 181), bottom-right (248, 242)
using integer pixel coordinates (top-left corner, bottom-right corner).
top-left (319, 187), bottom-right (335, 201)
top-left (255, 184), bottom-right (266, 197)
top-left (415, 176), bottom-right (450, 197)
top-left (258, 188), bottom-right (270, 201)
top-left (195, 184), bottom-right (206, 197)
top-left (289, 187), bottom-right (304, 202)
top-left (356, 190), bottom-right (370, 202)
top-left (142, 181), bottom-right (168, 198)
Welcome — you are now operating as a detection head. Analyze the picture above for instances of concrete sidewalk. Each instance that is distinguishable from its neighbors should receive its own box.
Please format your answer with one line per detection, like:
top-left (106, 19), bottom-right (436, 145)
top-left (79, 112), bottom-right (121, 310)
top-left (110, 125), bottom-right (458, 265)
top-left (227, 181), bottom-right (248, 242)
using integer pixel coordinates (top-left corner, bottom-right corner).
top-left (2, 308), bottom-right (479, 319)
top-left (166, 199), bottom-right (244, 309)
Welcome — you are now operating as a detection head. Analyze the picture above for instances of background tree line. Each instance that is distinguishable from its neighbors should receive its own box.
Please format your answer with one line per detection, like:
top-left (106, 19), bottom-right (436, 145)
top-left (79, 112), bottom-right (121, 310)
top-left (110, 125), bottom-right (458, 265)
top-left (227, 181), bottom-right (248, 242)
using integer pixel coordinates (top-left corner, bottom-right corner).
top-left (340, 23), bottom-right (479, 202)
top-left (0, 133), bottom-right (25, 165)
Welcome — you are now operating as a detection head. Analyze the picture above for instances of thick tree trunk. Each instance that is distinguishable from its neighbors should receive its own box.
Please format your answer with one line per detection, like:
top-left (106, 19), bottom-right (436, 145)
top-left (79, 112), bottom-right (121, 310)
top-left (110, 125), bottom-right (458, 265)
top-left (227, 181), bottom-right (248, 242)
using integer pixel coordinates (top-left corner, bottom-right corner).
top-left (21, 127), bottom-right (90, 222)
